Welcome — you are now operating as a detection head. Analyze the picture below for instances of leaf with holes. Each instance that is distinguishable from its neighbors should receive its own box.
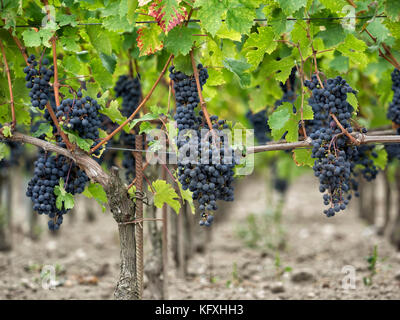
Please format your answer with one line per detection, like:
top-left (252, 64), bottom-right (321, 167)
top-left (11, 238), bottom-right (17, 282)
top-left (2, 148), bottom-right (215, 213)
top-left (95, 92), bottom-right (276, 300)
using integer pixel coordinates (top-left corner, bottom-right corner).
top-left (244, 26), bottom-right (276, 69)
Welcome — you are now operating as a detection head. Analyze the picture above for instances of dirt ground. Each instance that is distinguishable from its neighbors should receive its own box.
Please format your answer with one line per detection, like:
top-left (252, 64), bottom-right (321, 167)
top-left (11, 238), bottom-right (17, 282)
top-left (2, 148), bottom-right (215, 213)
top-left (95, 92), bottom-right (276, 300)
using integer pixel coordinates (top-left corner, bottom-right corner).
top-left (1, 172), bottom-right (400, 300)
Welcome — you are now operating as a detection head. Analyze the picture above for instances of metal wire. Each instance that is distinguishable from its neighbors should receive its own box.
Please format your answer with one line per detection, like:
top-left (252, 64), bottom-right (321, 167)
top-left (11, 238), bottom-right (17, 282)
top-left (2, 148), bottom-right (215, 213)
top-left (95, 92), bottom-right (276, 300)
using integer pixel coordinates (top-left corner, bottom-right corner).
top-left (104, 140), bottom-right (400, 155)
top-left (105, 146), bottom-right (169, 153)
top-left (11, 15), bottom-right (387, 28)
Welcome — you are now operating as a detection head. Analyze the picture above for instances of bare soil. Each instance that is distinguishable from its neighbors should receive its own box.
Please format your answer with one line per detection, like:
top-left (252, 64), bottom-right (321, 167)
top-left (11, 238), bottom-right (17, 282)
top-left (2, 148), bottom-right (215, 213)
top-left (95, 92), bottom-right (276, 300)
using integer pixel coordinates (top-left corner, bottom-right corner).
top-left (1, 173), bottom-right (400, 300)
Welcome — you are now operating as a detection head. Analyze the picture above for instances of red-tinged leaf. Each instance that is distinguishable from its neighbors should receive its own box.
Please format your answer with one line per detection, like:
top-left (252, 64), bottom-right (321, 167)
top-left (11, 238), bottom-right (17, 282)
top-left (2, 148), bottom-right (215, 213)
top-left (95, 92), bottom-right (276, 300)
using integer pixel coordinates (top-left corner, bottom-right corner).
top-left (148, 0), bottom-right (187, 32)
top-left (136, 24), bottom-right (164, 56)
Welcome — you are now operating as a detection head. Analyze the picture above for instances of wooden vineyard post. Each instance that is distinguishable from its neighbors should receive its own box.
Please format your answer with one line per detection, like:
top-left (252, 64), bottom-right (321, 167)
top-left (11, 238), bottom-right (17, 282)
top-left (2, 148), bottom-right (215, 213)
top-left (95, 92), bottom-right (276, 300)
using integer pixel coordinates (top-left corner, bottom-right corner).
top-left (162, 165), bottom-right (169, 299)
top-left (378, 169), bottom-right (392, 236)
top-left (0, 172), bottom-right (12, 251)
top-left (135, 134), bottom-right (144, 299)
top-left (390, 167), bottom-right (400, 250)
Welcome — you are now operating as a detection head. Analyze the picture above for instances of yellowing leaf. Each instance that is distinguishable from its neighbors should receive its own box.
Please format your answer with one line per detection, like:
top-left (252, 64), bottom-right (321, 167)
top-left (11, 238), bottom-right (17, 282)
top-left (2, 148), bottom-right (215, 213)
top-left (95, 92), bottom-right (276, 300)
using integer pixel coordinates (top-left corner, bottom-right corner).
top-left (137, 24), bottom-right (164, 56)
top-left (151, 180), bottom-right (181, 214)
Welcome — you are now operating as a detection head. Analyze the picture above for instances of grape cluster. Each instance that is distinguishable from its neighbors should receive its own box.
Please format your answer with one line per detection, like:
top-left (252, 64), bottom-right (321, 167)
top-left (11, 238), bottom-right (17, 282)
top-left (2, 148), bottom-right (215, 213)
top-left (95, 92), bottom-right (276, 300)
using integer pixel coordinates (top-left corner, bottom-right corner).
top-left (170, 66), bottom-right (237, 227)
top-left (246, 110), bottom-right (271, 144)
top-left (385, 129), bottom-right (400, 162)
top-left (54, 92), bottom-right (103, 156)
top-left (352, 144), bottom-right (378, 182)
top-left (170, 65), bottom-right (208, 131)
top-left (26, 151), bottom-right (88, 230)
top-left (177, 116), bottom-right (237, 226)
top-left (22, 57), bottom-right (95, 230)
top-left (119, 131), bottom-right (136, 181)
top-left (114, 75), bottom-right (142, 117)
top-left (113, 75), bottom-right (143, 181)
top-left (24, 54), bottom-right (54, 110)
top-left (0, 140), bottom-right (23, 171)
top-left (56, 92), bottom-right (102, 141)
top-left (387, 69), bottom-right (400, 124)
top-left (386, 69), bottom-right (400, 162)
top-left (306, 75), bottom-right (358, 216)
top-left (273, 177), bottom-right (288, 194)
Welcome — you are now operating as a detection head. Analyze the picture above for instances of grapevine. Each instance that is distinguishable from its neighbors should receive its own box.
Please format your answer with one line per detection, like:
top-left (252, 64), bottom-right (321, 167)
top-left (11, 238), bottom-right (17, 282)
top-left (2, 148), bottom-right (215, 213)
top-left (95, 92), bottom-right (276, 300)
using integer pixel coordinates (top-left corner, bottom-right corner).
top-left (306, 75), bottom-right (357, 216)
top-left (170, 65), bottom-right (237, 226)
top-left (1, 0), bottom-right (400, 302)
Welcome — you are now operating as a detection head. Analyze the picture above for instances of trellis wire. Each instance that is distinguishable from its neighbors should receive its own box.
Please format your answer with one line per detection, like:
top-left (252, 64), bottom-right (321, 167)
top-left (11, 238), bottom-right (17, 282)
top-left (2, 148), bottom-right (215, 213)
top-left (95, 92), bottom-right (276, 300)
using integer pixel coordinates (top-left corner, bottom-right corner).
top-left (11, 15), bottom-right (387, 28)
top-left (105, 140), bottom-right (400, 155)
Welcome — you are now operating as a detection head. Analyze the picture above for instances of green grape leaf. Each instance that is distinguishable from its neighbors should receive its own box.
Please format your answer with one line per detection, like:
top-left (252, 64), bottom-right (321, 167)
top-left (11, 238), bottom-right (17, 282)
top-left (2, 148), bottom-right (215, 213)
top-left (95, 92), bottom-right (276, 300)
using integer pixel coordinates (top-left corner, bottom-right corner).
top-left (318, 0), bottom-right (346, 12)
top-left (0, 143), bottom-right (10, 161)
top-left (243, 26), bottom-right (277, 69)
top-left (347, 92), bottom-right (358, 113)
top-left (173, 54), bottom-right (193, 75)
top-left (32, 122), bottom-right (53, 138)
top-left (275, 0), bottom-right (307, 15)
top-left (337, 34), bottom-right (367, 65)
top-left (372, 145), bottom-right (387, 170)
top-left (316, 23), bottom-right (346, 48)
top-left (206, 69), bottom-right (226, 86)
top-left (90, 58), bottom-right (113, 89)
top-left (385, 20), bottom-right (400, 38)
top-left (100, 1), bottom-right (119, 16)
top-left (86, 26), bottom-right (112, 55)
top-left (54, 178), bottom-right (75, 211)
top-left (269, 8), bottom-right (295, 37)
top-left (1, 125), bottom-right (12, 138)
top-left (103, 15), bottom-right (135, 32)
top-left (129, 113), bottom-right (160, 131)
top-left (223, 58), bottom-right (251, 88)
top-left (268, 101), bottom-right (313, 142)
top-left (98, 128), bottom-right (108, 139)
top-left (216, 24), bottom-right (242, 41)
top-left (38, 29), bottom-right (55, 47)
top-left (139, 122), bottom-right (154, 134)
top-left (82, 182), bottom-right (108, 212)
top-left (149, 105), bottom-right (167, 115)
top-left (386, 0), bottom-right (400, 21)
top-left (99, 52), bottom-right (117, 74)
top-left (62, 129), bottom-right (93, 152)
top-left (367, 20), bottom-right (390, 43)
top-left (176, 180), bottom-right (195, 214)
top-left (57, 13), bottom-right (77, 27)
top-left (194, 0), bottom-right (227, 36)
top-left (0, 101), bottom-right (30, 127)
top-left (263, 54), bottom-right (295, 83)
top-left (127, 0), bottom-right (139, 24)
top-left (226, 2), bottom-right (256, 35)
top-left (127, 185), bottom-right (136, 202)
top-left (329, 53), bottom-right (349, 73)
top-left (59, 34), bottom-right (81, 51)
top-left (293, 149), bottom-right (314, 167)
top-left (164, 27), bottom-right (196, 56)
top-left (83, 82), bottom-right (101, 100)
top-left (64, 55), bottom-right (81, 74)
top-left (22, 29), bottom-right (41, 47)
top-left (150, 180), bottom-right (181, 214)
top-left (291, 20), bottom-right (311, 56)
top-left (268, 103), bottom-right (291, 141)
top-left (99, 100), bottom-right (130, 133)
